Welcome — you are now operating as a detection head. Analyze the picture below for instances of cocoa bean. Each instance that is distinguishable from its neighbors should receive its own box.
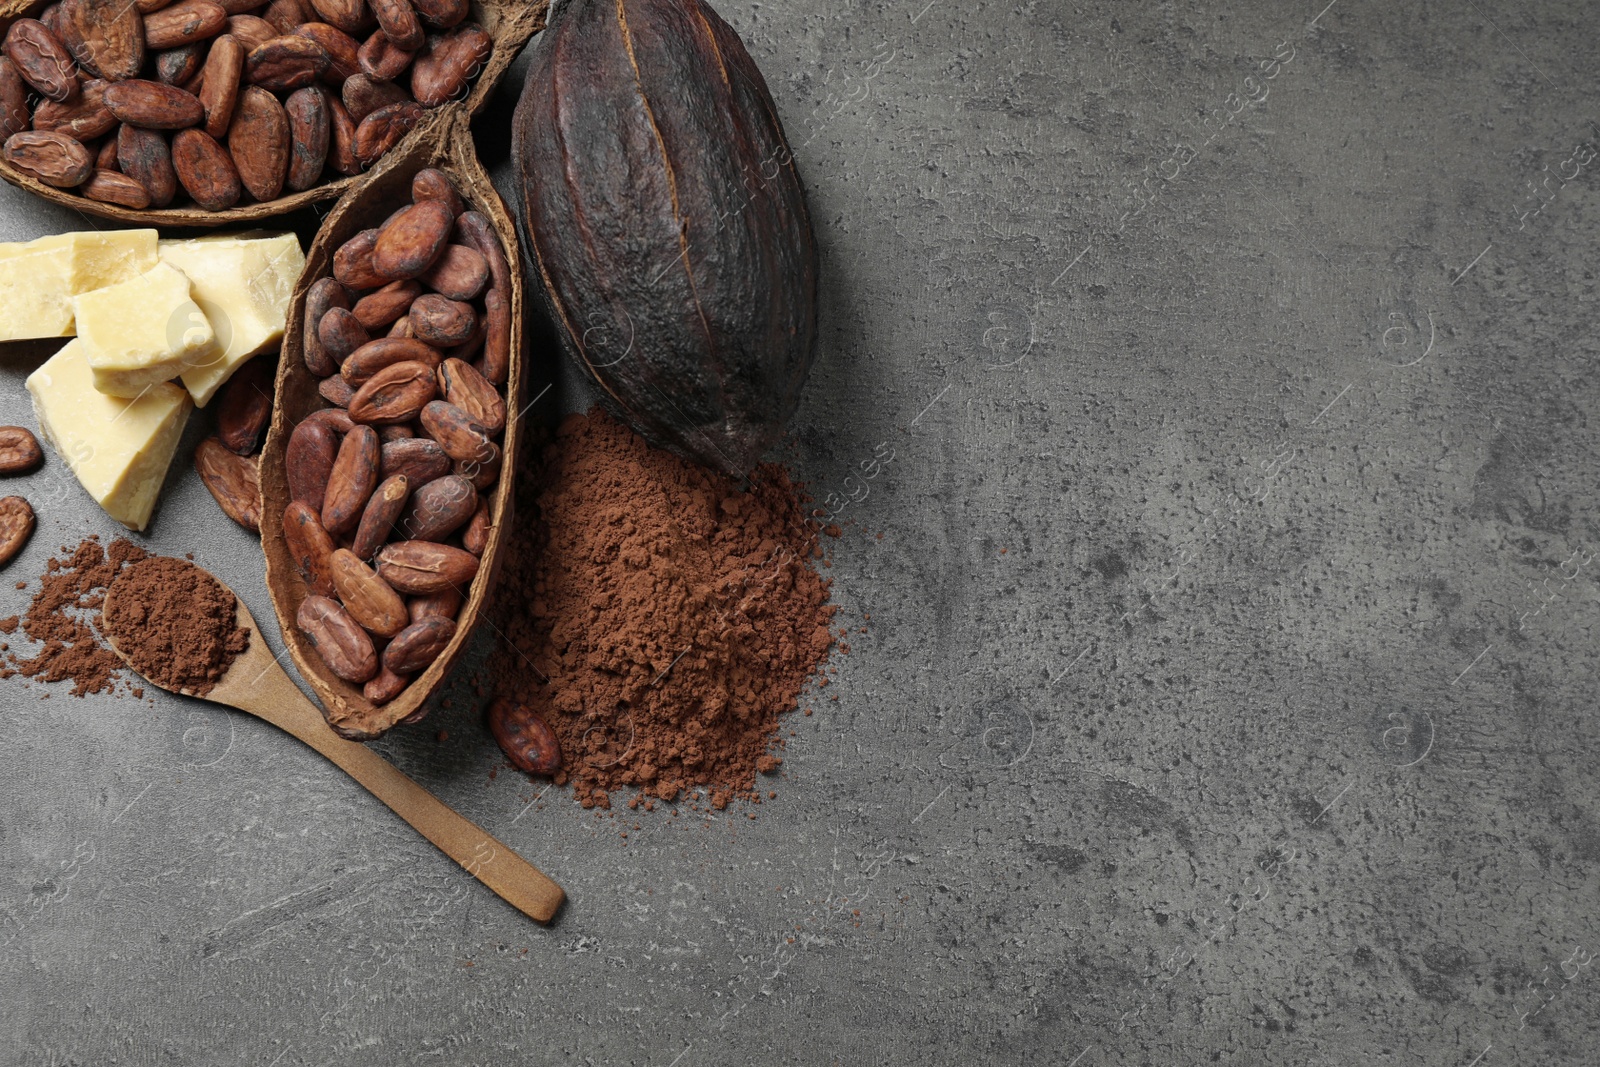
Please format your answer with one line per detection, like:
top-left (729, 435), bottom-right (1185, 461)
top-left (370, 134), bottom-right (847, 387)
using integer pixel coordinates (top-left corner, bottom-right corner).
top-left (31, 79), bottom-right (115, 141)
top-left (410, 25), bottom-right (488, 108)
top-left (407, 587), bottom-right (459, 623)
top-left (302, 275), bottom-right (348, 376)
top-left (351, 98), bottom-right (420, 163)
top-left (170, 127), bottom-right (239, 207)
top-left (317, 372), bottom-right (354, 407)
top-left (137, 0), bottom-right (179, 14)
top-left (332, 227), bottom-right (391, 290)
top-left (81, 168), bottom-right (150, 207)
top-left (329, 547), bottom-right (407, 636)
top-left (197, 31), bottom-right (243, 136)
top-left (226, 85), bottom-right (288, 199)
top-left (283, 500), bottom-right (336, 596)
top-left (3, 130), bottom-right (93, 187)
top-left (382, 615), bottom-right (453, 674)
top-left (194, 435), bottom-right (261, 531)
top-left (377, 423), bottom-right (414, 442)
top-left (0, 58), bottom-right (29, 141)
top-left (454, 441), bottom-right (498, 490)
top-left (325, 92), bottom-right (359, 174)
top-left (64, 0), bottom-right (146, 81)
top-left (0, 427), bottom-right (44, 474)
top-left (369, 0), bottom-right (422, 51)
top-left (4, 20), bottom-right (79, 104)
top-left (388, 315), bottom-right (415, 339)
top-left (408, 166), bottom-right (461, 215)
top-left (293, 21), bottom-right (359, 82)
top-left (94, 134), bottom-right (118, 169)
top-left (214, 355), bottom-right (275, 455)
top-left (477, 287), bottom-right (509, 386)
top-left (40, 3), bottom-right (73, 37)
top-left (283, 84), bottom-right (329, 191)
top-left (322, 422), bottom-right (379, 535)
top-left (418, 399), bottom-right (492, 465)
top-left (261, 0), bottom-right (310, 35)
top-left (408, 293), bottom-right (476, 346)
top-left (351, 472), bottom-right (408, 558)
top-left (411, 0), bottom-right (467, 30)
top-left (347, 360), bottom-right (436, 424)
top-left (379, 436), bottom-right (449, 486)
top-left (318, 305), bottom-right (369, 361)
top-left (303, 406), bottom-right (355, 434)
top-left (103, 79), bottom-right (204, 129)
top-left (246, 33), bottom-right (329, 91)
top-left (340, 70), bottom-right (407, 122)
top-left (487, 698), bottom-right (561, 775)
top-left (455, 209), bottom-right (509, 293)
top-left (0, 496), bottom-right (36, 569)
top-left (155, 42), bottom-right (205, 84)
top-left (143, 0), bottom-right (227, 51)
top-left (341, 336), bottom-right (439, 385)
top-left (362, 665), bottom-right (409, 704)
top-left (306, 0), bottom-right (365, 35)
top-left (117, 123), bottom-right (178, 206)
top-left (461, 498), bottom-right (489, 556)
top-left (285, 417), bottom-right (337, 511)
top-left (352, 278), bottom-right (420, 330)
top-left (417, 242), bottom-right (488, 301)
top-left (437, 357), bottom-right (504, 434)
top-left (443, 321), bottom-right (482, 361)
top-left (297, 594), bottom-right (377, 683)
top-left (398, 473), bottom-right (473, 542)
top-left (374, 540), bottom-right (477, 594)
top-left (371, 198), bottom-right (450, 279)
top-left (223, 14), bottom-right (273, 51)
top-left (357, 28), bottom-right (413, 80)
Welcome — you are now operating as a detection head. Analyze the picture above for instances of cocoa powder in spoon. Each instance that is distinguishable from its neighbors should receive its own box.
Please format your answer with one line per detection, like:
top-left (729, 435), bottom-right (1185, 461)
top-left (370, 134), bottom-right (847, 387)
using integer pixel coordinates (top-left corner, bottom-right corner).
top-left (101, 557), bottom-right (249, 696)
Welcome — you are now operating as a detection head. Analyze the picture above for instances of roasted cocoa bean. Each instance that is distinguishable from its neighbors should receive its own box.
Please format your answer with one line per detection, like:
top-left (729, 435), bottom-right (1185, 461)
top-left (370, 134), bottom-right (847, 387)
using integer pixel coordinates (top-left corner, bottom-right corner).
top-left (436, 357), bottom-right (504, 434)
top-left (246, 34), bottom-right (329, 91)
top-left (374, 540), bottom-right (477, 594)
top-left (357, 27), bottom-right (413, 80)
top-left (382, 614), bottom-right (453, 673)
top-left (170, 126), bottom-right (240, 208)
top-left (461, 498), bottom-right (490, 556)
top-left (194, 435), bottom-right (261, 531)
top-left (143, 0), bottom-right (228, 51)
top-left (3, 130), bottom-right (93, 186)
top-left (417, 242), bottom-right (488, 301)
top-left (408, 293), bottom-right (476, 346)
top-left (325, 92), bottom-right (360, 174)
top-left (407, 587), bottom-right (460, 623)
top-left (487, 698), bottom-right (562, 775)
top-left (4, 20), bottom-right (79, 104)
top-left (410, 25), bottom-right (489, 108)
top-left (332, 227), bottom-right (391, 290)
top-left (285, 417), bottom-right (337, 511)
top-left (64, 0), bottom-right (146, 81)
top-left (214, 356), bottom-right (275, 455)
top-left (318, 372), bottom-right (354, 407)
top-left (297, 594), bottom-right (378, 683)
top-left (0, 426), bottom-right (44, 474)
top-left (341, 336), bottom-right (440, 385)
top-left (321, 422), bottom-right (379, 535)
top-left (455, 441), bottom-right (499, 490)
top-left (82, 168), bottom-right (152, 207)
top-left (329, 547), bottom-right (408, 636)
top-left (223, 14), bottom-right (274, 51)
top-left (155, 42), bottom-right (205, 84)
top-left (398, 473), bottom-right (474, 541)
top-left (379, 436), bottom-right (450, 486)
top-left (94, 134), bottom-right (118, 169)
top-left (318, 306), bottom-right (369, 361)
top-left (371, 198), bottom-right (450, 279)
top-left (227, 85), bottom-right (288, 199)
top-left (339, 70), bottom-right (407, 122)
top-left (363, 665), bottom-right (409, 703)
top-left (351, 472), bottom-right (408, 558)
top-left (197, 31), bottom-right (243, 136)
top-left (284, 84), bottom-right (329, 190)
top-left (293, 21), bottom-right (359, 81)
top-left (303, 406), bottom-right (355, 434)
top-left (351, 98), bottom-right (420, 163)
top-left (388, 315), bottom-right (415, 339)
top-left (117, 123), bottom-right (178, 206)
top-left (31, 79), bottom-right (115, 141)
top-left (418, 399), bottom-right (492, 464)
top-left (377, 422), bottom-right (414, 442)
top-left (302, 275), bottom-right (348, 376)
top-left (0, 58), bottom-right (29, 141)
top-left (283, 500), bottom-right (336, 594)
top-left (306, 0), bottom-right (366, 34)
top-left (0, 496), bottom-right (36, 569)
top-left (369, 0), bottom-right (423, 51)
top-left (455, 209), bottom-right (509, 293)
top-left (261, 0), bottom-right (311, 34)
top-left (409, 166), bottom-right (462, 215)
top-left (137, 0), bottom-right (179, 14)
top-left (352, 278), bottom-right (420, 330)
top-left (103, 79), bottom-right (204, 129)
top-left (347, 360), bottom-right (436, 424)
top-left (411, 0), bottom-right (467, 30)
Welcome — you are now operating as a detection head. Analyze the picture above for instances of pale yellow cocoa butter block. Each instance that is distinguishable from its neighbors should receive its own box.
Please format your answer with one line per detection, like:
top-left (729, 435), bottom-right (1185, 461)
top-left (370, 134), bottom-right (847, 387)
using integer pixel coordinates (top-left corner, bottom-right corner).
top-left (73, 261), bottom-right (219, 398)
top-left (0, 229), bottom-right (159, 341)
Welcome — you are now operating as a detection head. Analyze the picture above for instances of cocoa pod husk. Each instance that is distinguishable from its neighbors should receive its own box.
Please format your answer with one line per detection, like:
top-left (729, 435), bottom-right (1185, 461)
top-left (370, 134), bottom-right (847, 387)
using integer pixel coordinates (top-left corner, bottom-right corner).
top-left (214, 354), bottom-right (276, 454)
top-left (4, 20), bottom-right (79, 103)
top-left (363, 665), bottom-right (410, 704)
top-left (461, 497), bottom-right (490, 556)
top-left (143, 0), bottom-right (228, 51)
top-left (194, 436), bottom-right (262, 531)
top-left (352, 278), bottom-right (421, 330)
top-left (3, 130), bottom-right (92, 186)
top-left (297, 594), bottom-right (378, 683)
top-left (351, 472), bottom-right (408, 558)
top-left (374, 539), bottom-right (478, 594)
top-left (321, 422), bottom-right (379, 535)
top-left (0, 426), bottom-right (44, 474)
top-left (103, 79), bottom-right (204, 129)
top-left (227, 84), bottom-right (288, 200)
top-left (31, 79), bottom-right (115, 141)
top-left (285, 417), bottom-right (338, 511)
top-left (197, 31), bottom-right (243, 136)
top-left (408, 294), bottom-right (475, 346)
top-left (117, 123), bottom-right (178, 206)
top-left (410, 25), bottom-right (488, 108)
top-left (247, 33), bottom-right (329, 91)
top-left (407, 586), bottom-right (459, 623)
top-left (302, 275), bottom-right (348, 376)
top-left (170, 126), bottom-right (240, 208)
top-left (318, 306), bottom-right (369, 361)
top-left (371, 198), bottom-right (450, 279)
top-left (351, 98), bottom-right (420, 163)
top-left (284, 84), bottom-right (329, 191)
top-left (329, 547), bottom-right (408, 636)
top-left (416, 242), bottom-right (486, 300)
top-left (0, 496), bottom-right (36, 569)
top-left (382, 614), bottom-right (453, 674)
top-left (379, 436), bottom-right (450, 486)
top-left (436, 357), bottom-right (504, 433)
top-left (397, 472), bottom-right (474, 542)
top-left (487, 698), bottom-right (561, 775)
top-left (341, 336), bottom-right (440, 385)
top-left (347, 359), bottom-right (437, 424)
top-left (63, 0), bottom-right (147, 81)
top-left (418, 399), bottom-right (491, 464)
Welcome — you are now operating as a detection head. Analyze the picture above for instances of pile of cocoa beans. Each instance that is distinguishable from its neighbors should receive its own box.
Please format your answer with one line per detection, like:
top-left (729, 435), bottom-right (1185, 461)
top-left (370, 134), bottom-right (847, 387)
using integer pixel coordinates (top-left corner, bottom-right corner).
top-left (283, 167), bottom-right (507, 705)
top-left (0, 0), bottom-right (491, 210)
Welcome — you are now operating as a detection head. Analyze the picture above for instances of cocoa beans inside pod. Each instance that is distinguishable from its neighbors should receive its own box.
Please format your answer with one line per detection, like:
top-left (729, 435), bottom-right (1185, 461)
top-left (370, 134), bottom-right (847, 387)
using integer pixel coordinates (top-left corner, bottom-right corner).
top-left (347, 358), bottom-right (437, 423)
top-left (374, 540), bottom-right (478, 594)
top-left (194, 436), bottom-right (262, 531)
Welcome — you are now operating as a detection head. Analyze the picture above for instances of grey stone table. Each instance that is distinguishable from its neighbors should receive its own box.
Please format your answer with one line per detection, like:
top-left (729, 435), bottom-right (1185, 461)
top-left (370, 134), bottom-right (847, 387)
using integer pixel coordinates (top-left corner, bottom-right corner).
top-left (4, 1), bottom-right (1599, 1063)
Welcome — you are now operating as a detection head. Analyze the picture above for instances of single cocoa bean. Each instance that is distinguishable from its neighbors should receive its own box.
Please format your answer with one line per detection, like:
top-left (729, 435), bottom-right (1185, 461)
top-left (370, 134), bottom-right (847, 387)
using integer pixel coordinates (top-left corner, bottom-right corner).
top-left (388, 315), bottom-right (415, 339)
top-left (455, 209), bottom-right (509, 293)
top-left (407, 587), bottom-right (460, 623)
top-left (478, 285), bottom-right (510, 385)
top-left (214, 356), bottom-right (275, 455)
top-left (398, 473), bottom-right (474, 542)
top-left (0, 427), bottom-right (44, 474)
top-left (374, 540), bottom-right (478, 594)
top-left (246, 34), bottom-right (329, 91)
top-left (3, 130), bottom-right (93, 186)
top-left (410, 25), bottom-right (489, 108)
top-left (41, 4), bottom-right (74, 38)
top-left (487, 698), bottom-right (562, 775)
top-left (4, 20), bottom-right (79, 104)
top-left (64, 0), bottom-right (146, 81)
top-left (297, 594), bottom-right (377, 683)
top-left (261, 0), bottom-right (310, 35)
top-left (321, 422), bottom-right (379, 535)
top-left (170, 126), bottom-right (240, 207)
top-left (351, 98), bottom-right (420, 163)
top-left (197, 31), bottom-right (243, 136)
top-left (81, 168), bottom-right (150, 207)
top-left (363, 665), bottom-right (409, 703)
top-left (348, 360), bottom-right (437, 424)
top-left (293, 21), bottom-right (359, 82)
top-left (138, 0), bottom-right (179, 14)
top-left (417, 242), bottom-right (488, 301)
top-left (382, 614), bottom-right (453, 674)
top-left (31, 79), bottom-right (115, 141)
top-left (377, 422), bottom-right (414, 442)
top-left (117, 123), bottom-right (178, 206)
top-left (418, 399), bottom-right (492, 464)
top-left (306, 0), bottom-right (365, 35)
top-left (326, 93), bottom-right (359, 174)
top-left (411, 0), bottom-right (467, 30)
top-left (332, 227), bottom-right (391, 290)
top-left (409, 166), bottom-right (461, 215)
top-left (0, 58), bottom-right (29, 141)
top-left (143, 0), bottom-right (228, 51)
top-left (379, 436), bottom-right (449, 486)
top-left (303, 406), bottom-right (355, 435)
top-left (94, 135), bottom-right (118, 169)
top-left (194, 435), bottom-right (261, 531)
top-left (352, 278), bottom-right (420, 330)
top-left (368, 0), bottom-right (422, 51)
top-left (302, 275), bottom-right (348, 376)
top-left (103, 79), bottom-right (204, 129)
top-left (461, 498), bottom-right (490, 556)
top-left (155, 43), bottom-right (204, 84)
top-left (351, 472), bottom-right (408, 558)
top-left (329, 547), bottom-right (407, 637)
top-left (455, 441), bottom-right (499, 490)
top-left (226, 84), bottom-right (288, 200)
top-left (340, 71), bottom-right (408, 124)
top-left (283, 84), bottom-right (329, 191)
top-left (224, 14), bottom-right (275, 52)
top-left (0, 496), bottom-right (36, 569)
top-left (371, 198), bottom-right (451, 279)
top-left (283, 500), bottom-right (336, 595)
top-left (285, 417), bottom-right (337, 511)
top-left (318, 372), bottom-right (354, 407)
top-left (216, 0), bottom-right (272, 14)
top-left (357, 28), bottom-right (413, 81)
top-left (436, 357), bottom-right (504, 434)
top-left (318, 306), bottom-right (369, 361)
top-left (341, 336), bottom-right (439, 385)
top-left (408, 293), bottom-right (476, 346)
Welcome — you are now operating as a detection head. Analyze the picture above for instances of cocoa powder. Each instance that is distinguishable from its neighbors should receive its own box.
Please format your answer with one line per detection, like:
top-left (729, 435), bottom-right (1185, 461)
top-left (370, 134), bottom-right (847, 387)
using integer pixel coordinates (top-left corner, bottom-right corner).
top-left (101, 557), bottom-right (249, 696)
top-left (2, 536), bottom-right (146, 695)
top-left (489, 409), bottom-right (836, 812)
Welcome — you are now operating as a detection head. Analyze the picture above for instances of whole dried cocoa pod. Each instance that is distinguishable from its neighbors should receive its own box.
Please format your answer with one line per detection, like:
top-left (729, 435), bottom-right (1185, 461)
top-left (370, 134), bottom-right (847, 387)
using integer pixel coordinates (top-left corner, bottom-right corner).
top-left (487, 698), bottom-right (561, 775)
top-left (103, 79), bottom-right (205, 129)
top-left (352, 278), bottom-right (420, 329)
top-left (143, 0), bottom-right (228, 51)
top-left (363, 665), bottom-right (410, 704)
top-left (347, 359), bottom-right (436, 424)
top-left (411, 0), bottom-right (467, 30)
top-left (170, 126), bottom-right (241, 208)
top-left (224, 14), bottom-right (275, 51)
top-left (156, 42), bottom-right (206, 85)
top-left (198, 31), bottom-right (243, 136)
top-left (341, 336), bottom-right (439, 385)
top-left (117, 123), bottom-right (178, 206)
top-left (293, 22), bottom-right (359, 82)
top-left (3, 130), bottom-right (93, 186)
top-left (195, 436), bottom-right (262, 531)
top-left (374, 540), bottom-right (478, 594)
top-left (64, 0), bottom-right (147, 81)
top-left (407, 587), bottom-right (460, 623)
top-left (32, 80), bottom-right (115, 141)
top-left (416, 242), bottom-right (486, 300)
top-left (372, 198), bottom-right (450, 279)
top-left (410, 25), bottom-right (489, 108)
top-left (436, 358), bottom-right (504, 434)
top-left (332, 227), bottom-right (390, 290)
top-left (284, 84), bottom-right (329, 190)
top-left (306, 0), bottom-right (365, 35)
top-left (329, 547), bottom-right (408, 636)
top-left (0, 427), bottom-right (44, 474)
top-left (351, 472), bottom-right (408, 558)
top-left (340, 71), bottom-right (408, 122)
top-left (4, 20), bottom-right (79, 103)
top-left (285, 417), bottom-right (338, 511)
top-left (0, 58), bottom-right (29, 141)
top-left (398, 472), bottom-right (474, 542)
top-left (318, 306), bottom-right (369, 361)
top-left (321, 422), bottom-right (379, 534)
top-left (379, 436), bottom-right (449, 485)
top-left (351, 98), bottom-right (420, 162)
top-left (408, 294), bottom-right (475, 345)
top-left (297, 594), bottom-right (378, 683)
top-left (214, 356), bottom-right (276, 455)
top-left (418, 399), bottom-right (492, 464)
top-left (302, 275), bottom-right (348, 376)
top-left (247, 34), bottom-right (330, 91)
top-left (461, 497), bottom-right (490, 556)
top-left (382, 615), bottom-right (453, 674)
top-left (514, 0), bottom-right (818, 475)
top-left (369, 0), bottom-right (423, 51)
top-left (227, 85), bottom-right (289, 200)
top-left (318, 373), bottom-right (354, 407)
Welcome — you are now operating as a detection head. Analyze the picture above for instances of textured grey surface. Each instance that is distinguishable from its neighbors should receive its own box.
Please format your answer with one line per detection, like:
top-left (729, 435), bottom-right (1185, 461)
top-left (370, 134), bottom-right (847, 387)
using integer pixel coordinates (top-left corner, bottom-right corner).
top-left (4, 0), bottom-right (1600, 1063)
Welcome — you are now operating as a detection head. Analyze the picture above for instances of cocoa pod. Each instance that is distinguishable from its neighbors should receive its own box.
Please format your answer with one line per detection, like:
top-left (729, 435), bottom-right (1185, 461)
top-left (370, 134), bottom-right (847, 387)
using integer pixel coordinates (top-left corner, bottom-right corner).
top-left (410, 166), bottom-right (460, 214)
top-left (197, 32), bottom-right (243, 136)
top-left (407, 586), bottom-right (459, 622)
top-left (340, 70), bottom-right (407, 122)
top-left (325, 93), bottom-right (360, 174)
top-left (357, 28), bottom-right (413, 80)
top-left (283, 501), bottom-right (336, 594)
top-left (382, 615), bottom-right (453, 673)
top-left (408, 293), bottom-right (475, 346)
top-left (81, 168), bottom-right (150, 207)
top-left (416, 242), bottom-right (486, 300)
top-left (0, 427), bottom-right (44, 474)
top-left (103, 79), bottom-right (204, 129)
top-left (303, 406), bottom-right (355, 434)
top-left (379, 436), bottom-right (449, 485)
top-left (455, 209), bottom-right (509, 293)
top-left (436, 357), bottom-right (504, 433)
top-left (418, 399), bottom-right (491, 464)
top-left (214, 355), bottom-right (275, 455)
top-left (321, 422), bottom-right (379, 535)
top-left (348, 360), bottom-right (436, 424)
top-left (293, 22), bottom-right (359, 82)
top-left (0, 58), bottom-right (29, 141)
top-left (261, 0), bottom-right (311, 34)
top-left (351, 472), bottom-right (408, 558)
top-left (155, 42), bottom-right (206, 84)
top-left (461, 498), bottom-right (489, 556)
top-left (170, 127), bottom-right (241, 208)
top-left (371, 198), bottom-right (450, 280)
top-left (194, 436), bottom-right (261, 531)
top-left (318, 371), bottom-right (354, 407)
top-left (332, 227), bottom-right (390, 290)
top-left (454, 440), bottom-right (498, 490)
top-left (285, 417), bottom-right (337, 511)
top-left (0, 496), bottom-right (35, 569)
top-left (477, 285), bottom-right (509, 385)
top-left (297, 594), bottom-right (378, 683)
top-left (117, 123), bottom-right (178, 206)
top-left (514, 0), bottom-right (819, 475)
top-left (306, 0), bottom-right (365, 35)
top-left (143, 0), bottom-right (228, 50)
top-left (283, 84), bottom-right (329, 190)
top-left (329, 547), bottom-right (407, 636)
top-left (369, 0), bottom-right (423, 51)
top-left (302, 275), bottom-right (348, 376)
top-left (223, 14), bottom-right (274, 51)
top-left (410, 25), bottom-right (488, 108)
top-left (3, 130), bottom-right (92, 186)
top-left (64, 0), bottom-right (146, 81)
top-left (411, 0), bottom-right (467, 30)
top-left (341, 336), bottom-right (439, 385)
top-left (397, 472), bottom-right (474, 541)
top-left (374, 540), bottom-right (477, 594)
top-left (4, 20), bottom-right (79, 104)
top-left (352, 278), bottom-right (420, 329)
top-left (487, 698), bottom-right (561, 775)
top-left (247, 33), bottom-right (329, 91)
top-left (317, 305), bottom-right (369, 361)
top-left (32, 79), bottom-right (115, 141)
top-left (351, 98), bottom-right (420, 163)
top-left (227, 85), bottom-right (288, 199)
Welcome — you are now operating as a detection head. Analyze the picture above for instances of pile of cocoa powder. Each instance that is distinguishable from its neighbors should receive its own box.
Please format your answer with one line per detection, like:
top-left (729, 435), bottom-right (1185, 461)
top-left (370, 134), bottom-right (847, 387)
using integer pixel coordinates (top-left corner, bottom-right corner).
top-left (489, 409), bottom-right (837, 812)
top-left (101, 557), bottom-right (249, 696)
top-left (0, 536), bottom-right (145, 696)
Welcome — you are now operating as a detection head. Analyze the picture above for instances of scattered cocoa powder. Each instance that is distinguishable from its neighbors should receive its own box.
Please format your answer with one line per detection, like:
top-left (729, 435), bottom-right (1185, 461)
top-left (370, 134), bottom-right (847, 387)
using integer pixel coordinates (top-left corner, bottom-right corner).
top-left (490, 409), bottom-right (836, 811)
top-left (2, 537), bottom-right (146, 695)
top-left (101, 557), bottom-right (249, 697)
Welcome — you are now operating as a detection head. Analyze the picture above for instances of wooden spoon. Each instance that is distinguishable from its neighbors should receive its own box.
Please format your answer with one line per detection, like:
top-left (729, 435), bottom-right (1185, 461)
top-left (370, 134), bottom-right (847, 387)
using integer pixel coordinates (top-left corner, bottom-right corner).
top-left (103, 563), bottom-right (564, 925)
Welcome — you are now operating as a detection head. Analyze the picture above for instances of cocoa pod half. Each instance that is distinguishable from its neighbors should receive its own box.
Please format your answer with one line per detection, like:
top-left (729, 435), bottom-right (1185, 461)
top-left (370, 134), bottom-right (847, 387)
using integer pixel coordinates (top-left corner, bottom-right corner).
top-left (513, 0), bottom-right (818, 476)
